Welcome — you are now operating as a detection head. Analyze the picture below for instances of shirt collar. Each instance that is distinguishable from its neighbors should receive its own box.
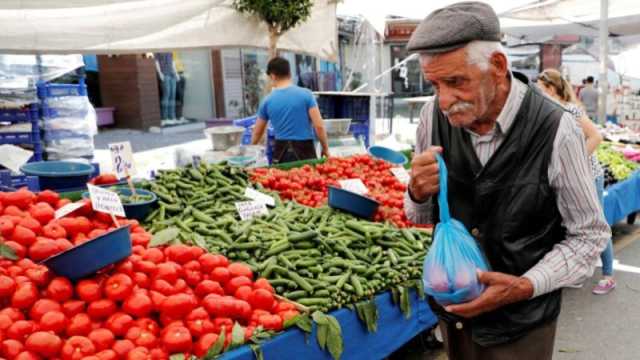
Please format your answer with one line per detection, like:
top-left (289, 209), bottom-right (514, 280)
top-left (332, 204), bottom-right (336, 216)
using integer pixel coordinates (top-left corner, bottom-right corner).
top-left (494, 72), bottom-right (527, 135)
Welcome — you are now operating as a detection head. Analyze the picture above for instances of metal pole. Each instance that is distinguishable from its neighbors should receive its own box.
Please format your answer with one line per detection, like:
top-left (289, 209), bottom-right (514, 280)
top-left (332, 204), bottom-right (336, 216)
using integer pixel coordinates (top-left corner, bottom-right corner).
top-left (598, 0), bottom-right (609, 124)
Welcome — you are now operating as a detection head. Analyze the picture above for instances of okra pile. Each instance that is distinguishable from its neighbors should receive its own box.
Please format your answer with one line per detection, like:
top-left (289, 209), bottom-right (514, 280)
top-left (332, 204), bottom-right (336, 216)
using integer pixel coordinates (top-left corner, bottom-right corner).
top-left (141, 163), bottom-right (431, 313)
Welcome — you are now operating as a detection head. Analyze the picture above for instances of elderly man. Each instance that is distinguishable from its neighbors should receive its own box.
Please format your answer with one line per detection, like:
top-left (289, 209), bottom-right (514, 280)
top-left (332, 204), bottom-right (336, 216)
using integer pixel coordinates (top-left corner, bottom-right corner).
top-left (404, 2), bottom-right (610, 359)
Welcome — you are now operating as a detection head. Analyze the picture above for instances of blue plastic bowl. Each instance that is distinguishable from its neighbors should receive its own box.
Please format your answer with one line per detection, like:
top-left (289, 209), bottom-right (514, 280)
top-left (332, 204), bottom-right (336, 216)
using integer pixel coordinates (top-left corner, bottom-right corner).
top-left (328, 186), bottom-right (380, 220)
top-left (20, 161), bottom-right (94, 191)
top-left (43, 225), bottom-right (132, 281)
top-left (82, 187), bottom-right (157, 221)
top-left (368, 146), bottom-right (408, 165)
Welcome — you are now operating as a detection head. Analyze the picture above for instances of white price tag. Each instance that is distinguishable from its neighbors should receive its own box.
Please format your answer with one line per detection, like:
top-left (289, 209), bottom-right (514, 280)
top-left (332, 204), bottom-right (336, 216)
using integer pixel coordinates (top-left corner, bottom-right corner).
top-left (235, 200), bottom-right (269, 221)
top-left (87, 184), bottom-right (125, 217)
top-left (244, 187), bottom-right (275, 207)
top-left (338, 179), bottom-right (368, 195)
top-left (0, 145), bottom-right (33, 173)
top-left (390, 167), bottom-right (410, 184)
top-left (109, 142), bottom-right (136, 179)
top-left (54, 202), bottom-right (86, 219)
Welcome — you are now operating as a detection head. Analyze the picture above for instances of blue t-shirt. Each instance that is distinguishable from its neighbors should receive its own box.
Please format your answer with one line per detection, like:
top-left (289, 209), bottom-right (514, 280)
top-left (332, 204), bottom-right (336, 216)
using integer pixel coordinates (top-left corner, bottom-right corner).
top-left (257, 85), bottom-right (317, 140)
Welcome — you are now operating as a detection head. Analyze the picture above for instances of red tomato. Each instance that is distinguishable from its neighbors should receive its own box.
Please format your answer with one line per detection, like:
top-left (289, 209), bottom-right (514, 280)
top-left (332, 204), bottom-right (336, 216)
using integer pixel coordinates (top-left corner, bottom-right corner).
top-left (125, 327), bottom-right (157, 349)
top-left (7, 320), bottom-right (37, 341)
top-left (142, 248), bottom-right (164, 263)
top-left (67, 313), bottom-right (92, 337)
top-left (39, 311), bottom-right (67, 334)
top-left (25, 331), bottom-right (62, 357)
top-left (95, 349), bottom-right (118, 360)
top-left (195, 280), bottom-right (224, 298)
top-left (210, 267), bottom-right (231, 285)
top-left (164, 245), bottom-right (193, 264)
top-left (134, 318), bottom-right (160, 336)
top-left (248, 289), bottom-right (274, 311)
top-left (104, 273), bottom-right (133, 301)
top-left (105, 313), bottom-right (134, 337)
top-left (153, 262), bottom-right (180, 283)
top-left (161, 326), bottom-right (192, 353)
top-left (123, 293), bottom-right (153, 318)
top-left (160, 293), bottom-right (196, 319)
top-left (87, 299), bottom-right (117, 320)
top-left (253, 278), bottom-right (274, 294)
top-left (1, 339), bottom-right (25, 358)
top-left (30, 299), bottom-right (62, 322)
top-left (234, 286), bottom-right (253, 302)
top-left (88, 328), bottom-right (115, 351)
top-left (12, 282), bottom-right (38, 309)
top-left (112, 339), bottom-right (135, 358)
top-left (227, 263), bottom-right (253, 280)
top-left (61, 336), bottom-right (95, 360)
top-left (75, 280), bottom-right (102, 303)
top-left (194, 333), bottom-right (218, 357)
top-left (0, 275), bottom-right (16, 297)
top-left (62, 300), bottom-right (86, 318)
top-left (224, 276), bottom-right (252, 295)
top-left (46, 277), bottom-right (73, 302)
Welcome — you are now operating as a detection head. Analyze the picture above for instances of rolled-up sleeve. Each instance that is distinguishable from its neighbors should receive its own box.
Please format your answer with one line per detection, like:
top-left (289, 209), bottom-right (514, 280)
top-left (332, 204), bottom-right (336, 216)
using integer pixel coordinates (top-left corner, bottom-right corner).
top-left (523, 112), bottom-right (611, 297)
top-left (404, 99), bottom-right (436, 224)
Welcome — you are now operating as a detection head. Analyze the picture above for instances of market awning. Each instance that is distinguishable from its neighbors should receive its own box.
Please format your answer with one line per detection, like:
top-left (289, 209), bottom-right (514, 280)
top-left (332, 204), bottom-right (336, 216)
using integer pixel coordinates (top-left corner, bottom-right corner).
top-left (0, 0), bottom-right (338, 61)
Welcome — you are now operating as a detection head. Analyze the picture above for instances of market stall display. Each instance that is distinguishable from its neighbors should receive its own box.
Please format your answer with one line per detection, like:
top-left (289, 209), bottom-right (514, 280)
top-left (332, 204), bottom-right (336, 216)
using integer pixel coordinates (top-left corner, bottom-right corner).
top-left (596, 142), bottom-right (639, 186)
top-left (0, 188), bottom-right (301, 359)
top-left (251, 155), bottom-right (414, 227)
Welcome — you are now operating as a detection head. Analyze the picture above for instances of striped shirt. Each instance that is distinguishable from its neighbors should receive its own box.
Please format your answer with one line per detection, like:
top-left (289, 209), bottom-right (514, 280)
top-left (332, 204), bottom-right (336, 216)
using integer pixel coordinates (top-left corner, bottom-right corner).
top-left (404, 75), bottom-right (611, 298)
top-left (563, 103), bottom-right (605, 180)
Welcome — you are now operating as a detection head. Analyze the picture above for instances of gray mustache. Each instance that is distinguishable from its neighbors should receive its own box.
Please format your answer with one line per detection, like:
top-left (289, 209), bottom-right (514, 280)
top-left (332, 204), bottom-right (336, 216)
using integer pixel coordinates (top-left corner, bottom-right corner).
top-left (443, 102), bottom-right (474, 116)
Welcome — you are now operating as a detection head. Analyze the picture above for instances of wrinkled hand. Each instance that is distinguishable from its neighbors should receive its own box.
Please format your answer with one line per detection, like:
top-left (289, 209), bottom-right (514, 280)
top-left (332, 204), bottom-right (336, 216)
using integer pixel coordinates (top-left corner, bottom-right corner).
top-left (408, 146), bottom-right (442, 202)
top-left (321, 147), bottom-right (331, 158)
top-left (445, 271), bottom-right (534, 318)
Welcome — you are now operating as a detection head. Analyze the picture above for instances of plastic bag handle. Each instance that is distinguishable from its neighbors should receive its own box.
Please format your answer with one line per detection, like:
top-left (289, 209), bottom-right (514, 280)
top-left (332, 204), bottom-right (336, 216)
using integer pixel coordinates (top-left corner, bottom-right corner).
top-left (435, 153), bottom-right (450, 223)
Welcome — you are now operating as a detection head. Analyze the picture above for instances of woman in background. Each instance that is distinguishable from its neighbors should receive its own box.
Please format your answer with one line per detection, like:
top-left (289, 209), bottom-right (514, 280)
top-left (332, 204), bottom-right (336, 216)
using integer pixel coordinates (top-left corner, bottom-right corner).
top-left (537, 68), bottom-right (616, 295)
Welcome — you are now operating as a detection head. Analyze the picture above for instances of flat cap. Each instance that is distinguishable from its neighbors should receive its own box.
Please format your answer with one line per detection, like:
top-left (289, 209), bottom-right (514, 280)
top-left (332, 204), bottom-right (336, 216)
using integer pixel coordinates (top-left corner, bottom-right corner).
top-left (407, 1), bottom-right (501, 54)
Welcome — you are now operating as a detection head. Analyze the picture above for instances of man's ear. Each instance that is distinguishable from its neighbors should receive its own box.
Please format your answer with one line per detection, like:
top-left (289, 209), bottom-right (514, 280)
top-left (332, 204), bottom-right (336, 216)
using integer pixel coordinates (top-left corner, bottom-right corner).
top-left (489, 52), bottom-right (509, 78)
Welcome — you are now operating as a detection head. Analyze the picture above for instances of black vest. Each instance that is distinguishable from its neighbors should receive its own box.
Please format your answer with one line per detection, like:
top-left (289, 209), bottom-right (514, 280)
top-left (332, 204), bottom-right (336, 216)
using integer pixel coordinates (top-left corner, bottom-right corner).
top-left (430, 72), bottom-right (566, 346)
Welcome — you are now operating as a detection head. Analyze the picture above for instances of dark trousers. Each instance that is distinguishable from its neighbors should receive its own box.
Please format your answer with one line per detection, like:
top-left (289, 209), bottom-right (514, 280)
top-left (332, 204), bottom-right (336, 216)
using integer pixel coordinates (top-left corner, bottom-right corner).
top-left (440, 319), bottom-right (557, 360)
top-left (273, 139), bottom-right (317, 164)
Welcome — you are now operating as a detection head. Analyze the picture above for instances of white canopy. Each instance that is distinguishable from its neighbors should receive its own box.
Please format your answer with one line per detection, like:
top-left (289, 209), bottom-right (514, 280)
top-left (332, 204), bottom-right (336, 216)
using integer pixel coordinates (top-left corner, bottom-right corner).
top-left (0, 0), bottom-right (338, 61)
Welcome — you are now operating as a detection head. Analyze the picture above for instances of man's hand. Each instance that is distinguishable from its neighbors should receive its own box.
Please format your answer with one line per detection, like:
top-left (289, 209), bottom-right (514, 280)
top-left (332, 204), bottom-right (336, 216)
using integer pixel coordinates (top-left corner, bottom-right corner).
top-left (408, 146), bottom-right (442, 202)
top-left (445, 271), bottom-right (534, 318)
top-left (321, 147), bottom-right (330, 158)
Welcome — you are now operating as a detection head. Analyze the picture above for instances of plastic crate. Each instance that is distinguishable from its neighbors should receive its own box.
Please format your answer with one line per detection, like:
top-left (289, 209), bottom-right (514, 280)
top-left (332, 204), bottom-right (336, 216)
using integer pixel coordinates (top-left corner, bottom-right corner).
top-left (0, 170), bottom-right (40, 191)
top-left (37, 78), bottom-right (87, 99)
top-left (0, 104), bottom-right (39, 124)
top-left (317, 96), bottom-right (337, 119)
top-left (341, 97), bottom-right (370, 123)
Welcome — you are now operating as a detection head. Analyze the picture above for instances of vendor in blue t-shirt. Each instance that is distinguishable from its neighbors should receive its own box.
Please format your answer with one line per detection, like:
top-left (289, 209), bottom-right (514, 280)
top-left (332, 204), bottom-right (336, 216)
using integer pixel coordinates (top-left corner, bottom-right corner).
top-left (251, 57), bottom-right (330, 164)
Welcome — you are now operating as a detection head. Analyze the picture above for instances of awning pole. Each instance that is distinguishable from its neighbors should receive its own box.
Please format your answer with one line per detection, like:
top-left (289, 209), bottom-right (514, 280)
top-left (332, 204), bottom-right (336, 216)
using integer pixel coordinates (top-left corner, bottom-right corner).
top-left (598, 0), bottom-right (609, 124)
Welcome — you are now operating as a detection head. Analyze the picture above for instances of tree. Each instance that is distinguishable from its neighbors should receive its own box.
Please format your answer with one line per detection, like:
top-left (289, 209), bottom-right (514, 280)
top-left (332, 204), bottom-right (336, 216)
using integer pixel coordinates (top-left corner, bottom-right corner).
top-left (232, 0), bottom-right (314, 59)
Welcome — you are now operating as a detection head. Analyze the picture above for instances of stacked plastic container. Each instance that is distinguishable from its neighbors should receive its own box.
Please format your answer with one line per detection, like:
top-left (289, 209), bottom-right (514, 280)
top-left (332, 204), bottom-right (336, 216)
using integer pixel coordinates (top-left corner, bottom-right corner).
top-left (316, 94), bottom-right (371, 147)
top-left (0, 103), bottom-right (43, 162)
top-left (233, 115), bottom-right (276, 164)
top-left (38, 78), bottom-right (97, 160)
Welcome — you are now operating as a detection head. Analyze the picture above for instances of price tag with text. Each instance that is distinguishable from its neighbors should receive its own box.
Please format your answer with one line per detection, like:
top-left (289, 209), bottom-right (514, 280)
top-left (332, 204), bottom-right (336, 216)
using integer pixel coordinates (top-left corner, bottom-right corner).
top-left (109, 141), bottom-right (136, 179)
top-left (235, 200), bottom-right (269, 221)
top-left (338, 179), bottom-right (368, 195)
top-left (244, 187), bottom-right (275, 207)
top-left (0, 145), bottom-right (33, 173)
top-left (54, 202), bottom-right (86, 219)
top-left (390, 167), bottom-right (410, 184)
top-left (87, 184), bottom-right (125, 217)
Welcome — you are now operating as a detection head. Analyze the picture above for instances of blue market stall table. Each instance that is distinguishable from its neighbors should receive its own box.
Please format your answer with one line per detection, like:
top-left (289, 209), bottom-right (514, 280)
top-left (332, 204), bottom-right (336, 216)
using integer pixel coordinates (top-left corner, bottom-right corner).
top-left (221, 290), bottom-right (437, 360)
top-left (603, 171), bottom-right (640, 225)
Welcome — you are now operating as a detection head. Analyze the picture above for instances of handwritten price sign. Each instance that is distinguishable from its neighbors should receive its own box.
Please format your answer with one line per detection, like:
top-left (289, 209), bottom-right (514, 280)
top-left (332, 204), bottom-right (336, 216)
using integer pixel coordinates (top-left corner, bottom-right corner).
top-left (109, 142), bottom-right (136, 179)
top-left (87, 184), bottom-right (125, 217)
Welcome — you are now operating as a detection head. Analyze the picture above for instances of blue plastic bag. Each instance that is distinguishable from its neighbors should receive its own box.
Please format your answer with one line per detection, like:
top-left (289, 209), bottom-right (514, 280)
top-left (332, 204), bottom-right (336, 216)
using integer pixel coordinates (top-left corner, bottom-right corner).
top-left (423, 154), bottom-right (489, 306)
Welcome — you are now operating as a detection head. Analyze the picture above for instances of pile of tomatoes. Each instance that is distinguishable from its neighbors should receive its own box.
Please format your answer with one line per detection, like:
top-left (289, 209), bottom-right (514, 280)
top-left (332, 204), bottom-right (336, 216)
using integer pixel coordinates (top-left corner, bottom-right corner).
top-left (0, 189), bottom-right (298, 359)
top-left (251, 155), bottom-right (416, 228)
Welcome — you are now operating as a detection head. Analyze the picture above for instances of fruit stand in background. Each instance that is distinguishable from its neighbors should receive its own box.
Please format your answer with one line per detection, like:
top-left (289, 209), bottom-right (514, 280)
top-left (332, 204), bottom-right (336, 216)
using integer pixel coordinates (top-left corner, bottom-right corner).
top-left (596, 142), bottom-right (640, 225)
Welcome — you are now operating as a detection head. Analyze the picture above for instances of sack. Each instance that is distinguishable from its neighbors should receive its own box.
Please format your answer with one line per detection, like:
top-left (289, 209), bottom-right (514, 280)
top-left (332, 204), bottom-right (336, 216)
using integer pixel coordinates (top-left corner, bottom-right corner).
top-left (423, 154), bottom-right (489, 306)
